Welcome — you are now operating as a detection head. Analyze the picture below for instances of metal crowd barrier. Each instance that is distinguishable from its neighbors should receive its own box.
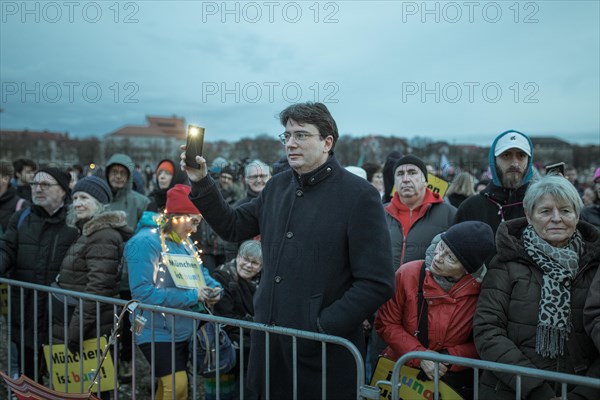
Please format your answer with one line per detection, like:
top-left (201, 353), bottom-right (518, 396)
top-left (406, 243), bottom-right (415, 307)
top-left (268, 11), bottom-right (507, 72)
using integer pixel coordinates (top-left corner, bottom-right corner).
top-left (368, 351), bottom-right (600, 400)
top-left (3, 277), bottom-right (599, 400)
top-left (0, 277), bottom-right (366, 399)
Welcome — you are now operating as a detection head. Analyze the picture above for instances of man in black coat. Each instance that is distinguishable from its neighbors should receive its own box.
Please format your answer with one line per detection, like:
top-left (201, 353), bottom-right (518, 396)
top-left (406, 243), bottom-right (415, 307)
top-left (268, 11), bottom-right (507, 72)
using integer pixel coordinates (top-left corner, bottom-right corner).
top-left (182, 102), bottom-right (394, 399)
top-left (0, 167), bottom-right (78, 380)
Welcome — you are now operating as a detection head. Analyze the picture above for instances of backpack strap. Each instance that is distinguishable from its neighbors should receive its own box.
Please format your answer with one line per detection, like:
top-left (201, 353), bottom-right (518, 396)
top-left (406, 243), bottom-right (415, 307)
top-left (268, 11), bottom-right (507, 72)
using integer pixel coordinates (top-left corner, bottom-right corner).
top-left (15, 198), bottom-right (25, 212)
top-left (415, 263), bottom-right (429, 348)
top-left (17, 207), bottom-right (31, 230)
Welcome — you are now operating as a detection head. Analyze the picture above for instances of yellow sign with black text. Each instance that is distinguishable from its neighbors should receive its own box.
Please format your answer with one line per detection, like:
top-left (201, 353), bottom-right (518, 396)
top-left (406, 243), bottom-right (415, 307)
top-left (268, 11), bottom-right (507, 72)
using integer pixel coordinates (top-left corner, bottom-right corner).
top-left (43, 336), bottom-right (116, 393)
top-left (370, 357), bottom-right (463, 400)
top-left (0, 283), bottom-right (7, 315)
top-left (163, 253), bottom-right (206, 290)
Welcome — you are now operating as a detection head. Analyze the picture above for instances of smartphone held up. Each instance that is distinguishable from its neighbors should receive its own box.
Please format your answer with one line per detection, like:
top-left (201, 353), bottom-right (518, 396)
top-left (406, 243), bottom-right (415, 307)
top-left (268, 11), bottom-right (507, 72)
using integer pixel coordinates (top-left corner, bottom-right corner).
top-left (185, 124), bottom-right (205, 169)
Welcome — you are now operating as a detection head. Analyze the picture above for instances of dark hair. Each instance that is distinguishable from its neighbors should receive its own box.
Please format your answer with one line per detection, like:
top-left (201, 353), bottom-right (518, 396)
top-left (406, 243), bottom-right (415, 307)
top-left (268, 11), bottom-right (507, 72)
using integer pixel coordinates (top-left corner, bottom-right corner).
top-left (279, 102), bottom-right (339, 150)
top-left (0, 161), bottom-right (14, 177)
top-left (362, 162), bottom-right (383, 182)
top-left (12, 158), bottom-right (37, 177)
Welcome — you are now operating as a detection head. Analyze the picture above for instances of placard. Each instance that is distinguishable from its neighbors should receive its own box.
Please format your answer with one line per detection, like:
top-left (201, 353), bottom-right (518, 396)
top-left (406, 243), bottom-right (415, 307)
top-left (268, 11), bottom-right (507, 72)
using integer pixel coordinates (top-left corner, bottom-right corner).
top-left (370, 357), bottom-right (463, 400)
top-left (163, 253), bottom-right (206, 290)
top-left (43, 336), bottom-right (116, 393)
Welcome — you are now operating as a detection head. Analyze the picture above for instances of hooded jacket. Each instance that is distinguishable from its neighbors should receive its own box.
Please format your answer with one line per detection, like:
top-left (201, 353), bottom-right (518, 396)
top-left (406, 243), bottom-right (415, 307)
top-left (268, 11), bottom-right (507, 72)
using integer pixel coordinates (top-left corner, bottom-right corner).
top-left (473, 218), bottom-right (600, 400)
top-left (104, 153), bottom-right (150, 230)
top-left (125, 212), bottom-right (221, 344)
top-left (455, 130), bottom-right (534, 234)
top-left (53, 211), bottom-right (133, 346)
top-left (146, 159), bottom-right (189, 213)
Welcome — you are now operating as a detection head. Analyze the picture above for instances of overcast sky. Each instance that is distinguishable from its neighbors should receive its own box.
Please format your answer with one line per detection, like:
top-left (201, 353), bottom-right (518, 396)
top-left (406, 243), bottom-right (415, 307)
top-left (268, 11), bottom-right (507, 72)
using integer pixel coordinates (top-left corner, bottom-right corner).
top-left (1, 1), bottom-right (599, 146)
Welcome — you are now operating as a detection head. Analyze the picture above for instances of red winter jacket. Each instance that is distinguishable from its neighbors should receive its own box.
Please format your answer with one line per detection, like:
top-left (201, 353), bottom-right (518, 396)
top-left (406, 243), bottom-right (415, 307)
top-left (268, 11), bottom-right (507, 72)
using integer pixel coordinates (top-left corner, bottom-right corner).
top-left (375, 260), bottom-right (481, 371)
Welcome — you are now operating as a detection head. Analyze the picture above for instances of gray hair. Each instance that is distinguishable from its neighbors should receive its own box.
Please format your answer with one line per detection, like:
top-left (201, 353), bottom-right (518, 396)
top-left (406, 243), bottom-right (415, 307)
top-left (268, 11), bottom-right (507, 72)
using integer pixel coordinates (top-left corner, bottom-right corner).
top-left (66, 199), bottom-right (108, 227)
top-left (523, 175), bottom-right (583, 217)
top-left (238, 240), bottom-right (262, 264)
top-left (245, 160), bottom-right (271, 178)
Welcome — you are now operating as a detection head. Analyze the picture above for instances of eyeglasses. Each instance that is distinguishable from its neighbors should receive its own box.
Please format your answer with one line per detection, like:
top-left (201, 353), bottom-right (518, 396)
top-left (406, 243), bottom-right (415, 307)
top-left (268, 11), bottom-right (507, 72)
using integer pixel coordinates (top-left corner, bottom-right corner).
top-left (434, 242), bottom-right (459, 265)
top-left (278, 132), bottom-right (319, 145)
top-left (240, 256), bottom-right (261, 268)
top-left (189, 217), bottom-right (202, 226)
top-left (30, 182), bottom-right (60, 190)
top-left (247, 174), bottom-right (269, 182)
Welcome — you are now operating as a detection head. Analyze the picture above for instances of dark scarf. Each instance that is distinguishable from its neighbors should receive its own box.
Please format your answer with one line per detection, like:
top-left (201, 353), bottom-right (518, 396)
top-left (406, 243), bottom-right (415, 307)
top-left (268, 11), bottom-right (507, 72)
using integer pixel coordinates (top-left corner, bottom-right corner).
top-left (522, 225), bottom-right (585, 358)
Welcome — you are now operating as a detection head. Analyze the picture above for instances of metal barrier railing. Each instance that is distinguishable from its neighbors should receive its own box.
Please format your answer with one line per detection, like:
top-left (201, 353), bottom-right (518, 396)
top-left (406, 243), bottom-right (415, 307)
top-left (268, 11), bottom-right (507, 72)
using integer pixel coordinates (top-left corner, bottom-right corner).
top-left (4, 277), bottom-right (600, 400)
top-left (367, 351), bottom-right (600, 400)
top-left (0, 277), bottom-right (365, 399)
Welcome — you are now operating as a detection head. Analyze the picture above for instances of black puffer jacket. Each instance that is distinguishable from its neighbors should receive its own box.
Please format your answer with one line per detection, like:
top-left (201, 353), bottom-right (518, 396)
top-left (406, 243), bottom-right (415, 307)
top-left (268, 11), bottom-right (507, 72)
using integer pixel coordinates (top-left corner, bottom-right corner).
top-left (0, 204), bottom-right (79, 347)
top-left (474, 218), bottom-right (600, 400)
top-left (0, 186), bottom-right (26, 235)
top-left (52, 211), bottom-right (133, 346)
top-left (581, 204), bottom-right (600, 230)
top-left (455, 182), bottom-right (529, 235)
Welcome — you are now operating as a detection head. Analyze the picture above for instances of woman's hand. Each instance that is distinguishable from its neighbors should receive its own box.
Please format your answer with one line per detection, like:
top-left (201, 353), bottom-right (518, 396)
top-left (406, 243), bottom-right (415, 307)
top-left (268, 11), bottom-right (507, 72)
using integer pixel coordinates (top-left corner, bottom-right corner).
top-left (197, 286), bottom-right (222, 306)
top-left (419, 351), bottom-right (448, 380)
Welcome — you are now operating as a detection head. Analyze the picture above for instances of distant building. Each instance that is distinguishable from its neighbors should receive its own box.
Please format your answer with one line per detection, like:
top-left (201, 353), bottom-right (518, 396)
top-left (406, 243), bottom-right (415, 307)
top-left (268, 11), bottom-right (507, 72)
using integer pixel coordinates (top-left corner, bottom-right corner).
top-left (0, 130), bottom-right (101, 167)
top-left (104, 116), bottom-right (186, 165)
top-left (530, 137), bottom-right (573, 167)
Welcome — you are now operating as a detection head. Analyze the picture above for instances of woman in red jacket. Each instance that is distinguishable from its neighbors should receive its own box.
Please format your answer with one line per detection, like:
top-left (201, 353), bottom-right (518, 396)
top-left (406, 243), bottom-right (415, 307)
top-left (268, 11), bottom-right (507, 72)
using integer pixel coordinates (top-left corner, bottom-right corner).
top-left (375, 221), bottom-right (495, 399)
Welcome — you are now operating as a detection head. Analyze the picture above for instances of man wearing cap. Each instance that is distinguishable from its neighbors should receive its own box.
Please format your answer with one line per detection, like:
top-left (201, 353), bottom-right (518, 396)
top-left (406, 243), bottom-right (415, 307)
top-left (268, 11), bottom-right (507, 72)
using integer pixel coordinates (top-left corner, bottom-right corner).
top-left (455, 129), bottom-right (535, 234)
top-left (181, 102), bottom-right (394, 400)
top-left (371, 154), bottom-right (456, 370)
top-left (0, 167), bottom-right (79, 380)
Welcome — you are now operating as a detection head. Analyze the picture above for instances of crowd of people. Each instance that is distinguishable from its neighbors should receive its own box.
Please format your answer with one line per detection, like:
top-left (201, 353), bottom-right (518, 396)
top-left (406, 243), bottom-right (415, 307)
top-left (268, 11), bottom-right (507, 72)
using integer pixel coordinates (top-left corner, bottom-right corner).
top-left (1, 101), bottom-right (599, 400)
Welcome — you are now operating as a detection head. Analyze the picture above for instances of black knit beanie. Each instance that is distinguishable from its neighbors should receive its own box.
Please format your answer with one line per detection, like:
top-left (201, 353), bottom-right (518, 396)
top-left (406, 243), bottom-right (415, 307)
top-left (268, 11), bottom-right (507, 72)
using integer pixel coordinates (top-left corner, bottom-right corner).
top-left (72, 176), bottom-right (112, 204)
top-left (35, 168), bottom-right (71, 193)
top-left (393, 155), bottom-right (428, 182)
top-left (441, 221), bottom-right (495, 273)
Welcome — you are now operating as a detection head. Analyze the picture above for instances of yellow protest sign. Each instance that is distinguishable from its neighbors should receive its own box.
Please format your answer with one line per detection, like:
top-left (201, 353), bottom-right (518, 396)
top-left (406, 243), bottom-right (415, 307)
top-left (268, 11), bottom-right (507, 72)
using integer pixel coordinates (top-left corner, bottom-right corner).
top-left (0, 283), bottom-right (7, 315)
top-left (426, 173), bottom-right (449, 198)
top-left (370, 357), bottom-right (464, 400)
top-left (43, 336), bottom-right (116, 393)
top-left (163, 253), bottom-right (206, 290)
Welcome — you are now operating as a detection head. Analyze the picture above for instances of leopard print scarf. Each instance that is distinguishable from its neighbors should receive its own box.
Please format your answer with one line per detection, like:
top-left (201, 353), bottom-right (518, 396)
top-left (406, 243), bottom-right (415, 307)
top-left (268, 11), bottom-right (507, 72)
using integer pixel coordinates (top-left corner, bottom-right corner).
top-left (522, 225), bottom-right (584, 358)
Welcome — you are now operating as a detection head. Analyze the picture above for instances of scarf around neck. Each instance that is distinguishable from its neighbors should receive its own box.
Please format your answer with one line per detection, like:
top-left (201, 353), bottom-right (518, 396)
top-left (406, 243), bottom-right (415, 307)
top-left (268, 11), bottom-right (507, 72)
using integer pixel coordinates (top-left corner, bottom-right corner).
top-left (522, 225), bottom-right (585, 358)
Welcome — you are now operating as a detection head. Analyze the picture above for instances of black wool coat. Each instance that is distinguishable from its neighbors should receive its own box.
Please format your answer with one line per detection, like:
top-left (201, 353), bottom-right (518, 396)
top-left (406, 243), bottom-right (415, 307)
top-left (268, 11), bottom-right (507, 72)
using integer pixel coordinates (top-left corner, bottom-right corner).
top-left (190, 156), bottom-right (394, 400)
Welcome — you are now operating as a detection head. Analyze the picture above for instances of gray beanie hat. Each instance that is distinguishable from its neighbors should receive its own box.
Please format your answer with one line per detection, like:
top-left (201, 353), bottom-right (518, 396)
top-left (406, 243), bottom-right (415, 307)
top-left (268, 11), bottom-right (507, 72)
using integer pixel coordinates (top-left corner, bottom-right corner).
top-left (72, 176), bottom-right (112, 204)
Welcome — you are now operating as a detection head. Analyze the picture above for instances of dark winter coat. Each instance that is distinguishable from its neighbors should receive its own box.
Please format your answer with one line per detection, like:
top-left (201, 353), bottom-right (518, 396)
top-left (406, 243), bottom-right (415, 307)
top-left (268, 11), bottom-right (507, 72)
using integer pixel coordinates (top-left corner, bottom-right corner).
top-left (0, 186), bottom-right (27, 236)
top-left (385, 194), bottom-right (456, 269)
top-left (190, 155), bottom-right (394, 400)
top-left (584, 267), bottom-right (600, 351)
top-left (473, 218), bottom-right (600, 400)
top-left (52, 211), bottom-right (133, 347)
top-left (455, 181), bottom-right (529, 234)
top-left (212, 259), bottom-right (257, 347)
top-left (0, 204), bottom-right (78, 348)
top-left (581, 204), bottom-right (600, 230)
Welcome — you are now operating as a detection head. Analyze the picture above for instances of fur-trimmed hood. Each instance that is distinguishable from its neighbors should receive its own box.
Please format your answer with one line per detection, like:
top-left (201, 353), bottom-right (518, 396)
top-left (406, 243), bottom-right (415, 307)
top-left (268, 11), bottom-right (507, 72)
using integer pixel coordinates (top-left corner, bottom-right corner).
top-left (82, 210), bottom-right (131, 238)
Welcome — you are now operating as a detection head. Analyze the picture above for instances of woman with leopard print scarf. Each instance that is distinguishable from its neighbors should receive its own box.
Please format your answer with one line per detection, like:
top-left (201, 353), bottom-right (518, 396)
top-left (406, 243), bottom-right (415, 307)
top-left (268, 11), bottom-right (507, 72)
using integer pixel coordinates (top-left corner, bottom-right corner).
top-left (474, 175), bottom-right (600, 400)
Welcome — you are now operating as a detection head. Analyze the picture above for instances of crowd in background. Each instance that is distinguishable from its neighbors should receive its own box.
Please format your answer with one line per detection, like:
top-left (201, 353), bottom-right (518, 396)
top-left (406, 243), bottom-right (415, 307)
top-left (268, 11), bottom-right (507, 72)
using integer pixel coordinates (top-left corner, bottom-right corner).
top-left (1, 113), bottom-right (599, 400)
